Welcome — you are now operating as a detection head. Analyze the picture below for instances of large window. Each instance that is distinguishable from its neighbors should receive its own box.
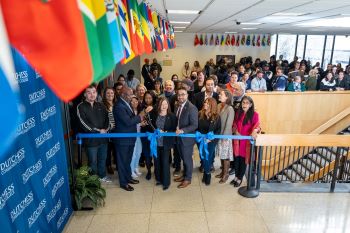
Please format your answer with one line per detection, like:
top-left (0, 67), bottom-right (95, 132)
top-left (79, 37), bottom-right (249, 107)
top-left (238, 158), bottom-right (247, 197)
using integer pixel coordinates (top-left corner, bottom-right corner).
top-left (270, 34), bottom-right (277, 56)
top-left (323, 36), bottom-right (334, 69)
top-left (332, 36), bottom-right (350, 69)
top-left (276, 34), bottom-right (297, 62)
top-left (296, 35), bottom-right (305, 60)
top-left (304, 35), bottom-right (325, 66)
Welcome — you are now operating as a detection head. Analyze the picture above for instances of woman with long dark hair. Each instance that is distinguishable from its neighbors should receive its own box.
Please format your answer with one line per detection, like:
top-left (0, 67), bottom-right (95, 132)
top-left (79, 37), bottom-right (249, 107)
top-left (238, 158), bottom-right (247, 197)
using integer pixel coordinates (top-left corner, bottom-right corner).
top-left (198, 98), bottom-right (221, 185)
top-left (231, 96), bottom-right (260, 187)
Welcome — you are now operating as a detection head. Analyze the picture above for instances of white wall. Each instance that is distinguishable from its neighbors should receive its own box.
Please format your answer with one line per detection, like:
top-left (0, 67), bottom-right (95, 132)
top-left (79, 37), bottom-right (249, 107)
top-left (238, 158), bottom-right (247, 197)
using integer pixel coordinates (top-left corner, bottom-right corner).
top-left (139, 33), bottom-right (271, 81)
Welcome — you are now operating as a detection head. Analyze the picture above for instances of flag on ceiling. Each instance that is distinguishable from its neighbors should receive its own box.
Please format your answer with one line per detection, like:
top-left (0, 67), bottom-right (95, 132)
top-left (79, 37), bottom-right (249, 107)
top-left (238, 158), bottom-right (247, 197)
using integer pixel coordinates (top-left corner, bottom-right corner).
top-left (204, 34), bottom-right (208, 45)
top-left (252, 34), bottom-right (256, 46)
top-left (267, 34), bottom-right (271, 46)
top-left (215, 35), bottom-right (220, 45)
top-left (161, 18), bottom-right (168, 50)
top-left (169, 24), bottom-right (176, 48)
top-left (0, 10), bottom-right (22, 158)
top-left (262, 34), bottom-right (267, 46)
top-left (246, 35), bottom-right (251, 46)
top-left (236, 35), bottom-right (240, 46)
top-left (199, 34), bottom-right (204, 45)
top-left (104, 0), bottom-right (124, 64)
top-left (241, 34), bottom-right (246, 46)
top-left (146, 4), bottom-right (157, 52)
top-left (209, 34), bottom-right (214, 45)
top-left (225, 34), bottom-right (231, 45)
top-left (257, 35), bottom-right (261, 47)
top-left (220, 34), bottom-right (225, 45)
top-left (165, 21), bottom-right (172, 49)
top-left (231, 34), bottom-right (235, 46)
top-left (2, 0), bottom-right (93, 101)
top-left (128, 0), bottom-right (143, 55)
top-left (152, 10), bottom-right (163, 51)
top-left (139, 2), bottom-right (152, 54)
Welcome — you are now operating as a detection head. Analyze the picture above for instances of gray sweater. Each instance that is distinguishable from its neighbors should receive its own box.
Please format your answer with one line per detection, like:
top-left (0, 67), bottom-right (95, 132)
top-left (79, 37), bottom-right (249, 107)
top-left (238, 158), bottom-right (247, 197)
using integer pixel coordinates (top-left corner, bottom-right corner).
top-left (218, 104), bottom-right (235, 135)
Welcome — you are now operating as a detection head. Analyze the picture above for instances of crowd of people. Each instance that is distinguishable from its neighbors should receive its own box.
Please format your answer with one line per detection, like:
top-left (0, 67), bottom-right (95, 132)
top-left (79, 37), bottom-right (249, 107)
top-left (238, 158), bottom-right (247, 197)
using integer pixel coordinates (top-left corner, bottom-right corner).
top-left (73, 55), bottom-right (349, 192)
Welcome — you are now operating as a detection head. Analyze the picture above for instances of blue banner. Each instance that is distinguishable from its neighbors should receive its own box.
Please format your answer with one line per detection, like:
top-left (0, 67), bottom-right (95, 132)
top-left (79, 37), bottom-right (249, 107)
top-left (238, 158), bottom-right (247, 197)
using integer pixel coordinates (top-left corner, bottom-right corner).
top-left (0, 48), bottom-right (72, 232)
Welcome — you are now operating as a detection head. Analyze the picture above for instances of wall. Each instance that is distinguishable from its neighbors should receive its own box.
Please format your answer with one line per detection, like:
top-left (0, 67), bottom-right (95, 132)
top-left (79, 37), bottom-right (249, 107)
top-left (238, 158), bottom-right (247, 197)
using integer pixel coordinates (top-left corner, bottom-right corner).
top-left (139, 33), bottom-right (271, 81)
top-left (114, 56), bottom-right (141, 80)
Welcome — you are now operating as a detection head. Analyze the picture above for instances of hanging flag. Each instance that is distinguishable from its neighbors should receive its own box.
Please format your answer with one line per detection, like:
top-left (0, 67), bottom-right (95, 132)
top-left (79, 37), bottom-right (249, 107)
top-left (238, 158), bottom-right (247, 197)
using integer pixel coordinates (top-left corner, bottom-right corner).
top-left (169, 24), bottom-right (176, 49)
top-left (2, 0), bottom-right (93, 101)
top-left (157, 14), bottom-right (166, 51)
top-left (209, 34), bottom-right (214, 45)
top-left (262, 34), bottom-right (266, 46)
top-left (0, 10), bottom-right (22, 158)
top-left (246, 35), bottom-right (251, 46)
top-left (215, 35), bottom-right (220, 45)
top-left (241, 34), bottom-right (246, 45)
top-left (220, 35), bottom-right (225, 45)
top-left (252, 34), bottom-right (256, 46)
top-left (267, 34), bottom-right (271, 46)
top-left (199, 34), bottom-right (204, 45)
top-left (231, 34), bottom-right (235, 46)
top-left (236, 35), bottom-right (240, 46)
top-left (104, 0), bottom-right (124, 64)
top-left (152, 11), bottom-right (163, 51)
top-left (225, 34), bottom-right (231, 45)
top-left (257, 35), bottom-right (261, 47)
top-left (161, 18), bottom-right (168, 50)
top-left (165, 21), bottom-right (172, 49)
top-left (139, 2), bottom-right (152, 53)
top-left (194, 34), bottom-right (199, 46)
top-left (146, 4), bottom-right (157, 52)
top-left (204, 34), bottom-right (208, 45)
top-left (128, 0), bottom-right (143, 55)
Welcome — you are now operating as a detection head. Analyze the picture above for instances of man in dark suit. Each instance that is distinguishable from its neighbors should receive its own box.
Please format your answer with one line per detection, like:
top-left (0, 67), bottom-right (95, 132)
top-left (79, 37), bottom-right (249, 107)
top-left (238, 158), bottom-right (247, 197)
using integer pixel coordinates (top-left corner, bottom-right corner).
top-left (193, 77), bottom-right (218, 111)
top-left (174, 87), bottom-right (198, 188)
top-left (113, 87), bottom-right (152, 191)
top-left (141, 58), bottom-right (152, 90)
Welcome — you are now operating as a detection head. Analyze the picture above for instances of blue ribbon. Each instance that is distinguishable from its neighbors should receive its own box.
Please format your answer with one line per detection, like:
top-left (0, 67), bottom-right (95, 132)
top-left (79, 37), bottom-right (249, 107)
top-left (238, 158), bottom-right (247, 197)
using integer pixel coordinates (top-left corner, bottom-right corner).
top-left (195, 132), bottom-right (215, 161)
top-left (146, 129), bottom-right (161, 158)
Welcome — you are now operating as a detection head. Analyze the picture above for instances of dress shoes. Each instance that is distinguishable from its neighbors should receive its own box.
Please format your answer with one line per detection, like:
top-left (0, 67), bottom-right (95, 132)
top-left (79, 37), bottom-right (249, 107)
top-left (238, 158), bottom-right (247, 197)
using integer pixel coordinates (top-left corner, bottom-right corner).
top-left (146, 171), bottom-right (152, 180)
top-left (173, 170), bottom-right (181, 177)
top-left (162, 186), bottom-right (169, 191)
top-left (177, 180), bottom-right (191, 188)
top-left (174, 176), bottom-right (184, 182)
top-left (128, 179), bottom-right (139, 184)
top-left (121, 184), bottom-right (134, 191)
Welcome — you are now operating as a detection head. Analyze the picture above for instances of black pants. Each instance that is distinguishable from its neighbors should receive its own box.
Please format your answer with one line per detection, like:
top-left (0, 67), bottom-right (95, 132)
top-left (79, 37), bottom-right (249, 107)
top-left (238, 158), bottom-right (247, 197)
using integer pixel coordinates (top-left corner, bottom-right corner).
top-left (141, 138), bottom-right (153, 171)
top-left (155, 146), bottom-right (171, 188)
top-left (234, 156), bottom-right (247, 180)
top-left (106, 141), bottom-right (116, 166)
top-left (114, 144), bottom-right (133, 187)
top-left (172, 145), bottom-right (181, 171)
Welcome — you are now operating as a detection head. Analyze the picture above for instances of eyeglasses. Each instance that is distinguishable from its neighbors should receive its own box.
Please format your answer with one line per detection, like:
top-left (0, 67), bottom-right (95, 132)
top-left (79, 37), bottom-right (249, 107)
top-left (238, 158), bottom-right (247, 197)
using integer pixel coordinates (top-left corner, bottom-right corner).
top-left (178, 93), bottom-right (187, 97)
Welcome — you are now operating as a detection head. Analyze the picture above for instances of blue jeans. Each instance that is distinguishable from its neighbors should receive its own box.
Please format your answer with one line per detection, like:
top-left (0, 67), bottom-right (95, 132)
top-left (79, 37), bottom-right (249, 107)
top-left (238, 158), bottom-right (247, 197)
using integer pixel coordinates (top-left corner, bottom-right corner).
top-left (86, 144), bottom-right (108, 178)
top-left (203, 142), bottom-right (216, 174)
top-left (130, 138), bottom-right (142, 172)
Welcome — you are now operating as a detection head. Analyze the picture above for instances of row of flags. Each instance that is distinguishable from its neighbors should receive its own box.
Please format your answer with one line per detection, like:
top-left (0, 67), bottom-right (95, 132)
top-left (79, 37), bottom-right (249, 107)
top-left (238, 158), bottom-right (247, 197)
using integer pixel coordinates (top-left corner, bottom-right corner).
top-left (0, 0), bottom-right (176, 157)
top-left (194, 34), bottom-right (271, 47)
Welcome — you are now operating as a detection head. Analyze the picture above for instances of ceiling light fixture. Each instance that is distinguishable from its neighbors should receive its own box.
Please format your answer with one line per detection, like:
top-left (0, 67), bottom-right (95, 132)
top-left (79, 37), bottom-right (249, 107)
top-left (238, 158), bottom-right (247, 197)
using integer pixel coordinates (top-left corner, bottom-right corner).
top-left (296, 17), bottom-right (350, 28)
top-left (225, 31), bottom-right (237, 33)
top-left (167, 10), bottom-right (200, 14)
top-left (170, 21), bottom-right (191, 24)
top-left (174, 26), bottom-right (186, 29)
top-left (242, 28), bottom-right (258, 30)
top-left (272, 12), bottom-right (305, 16)
top-left (174, 31), bottom-right (183, 33)
top-left (240, 22), bottom-right (262, 25)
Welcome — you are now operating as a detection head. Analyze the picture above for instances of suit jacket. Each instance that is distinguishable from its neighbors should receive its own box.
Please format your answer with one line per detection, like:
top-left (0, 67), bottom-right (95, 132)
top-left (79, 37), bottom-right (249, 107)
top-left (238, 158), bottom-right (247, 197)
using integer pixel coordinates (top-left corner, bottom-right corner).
top-left (113, 97), bottom-right (141, 145)
top-left (193, 91), bottom-right (219, 111)
top-left (175, 101), bottom-right (198, 146)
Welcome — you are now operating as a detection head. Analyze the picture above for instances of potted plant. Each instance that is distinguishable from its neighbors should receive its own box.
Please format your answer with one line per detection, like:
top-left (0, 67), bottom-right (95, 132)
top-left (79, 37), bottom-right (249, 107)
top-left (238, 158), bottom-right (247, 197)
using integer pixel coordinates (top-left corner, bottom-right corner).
top-left (73, 166), bottom-right (106, 210)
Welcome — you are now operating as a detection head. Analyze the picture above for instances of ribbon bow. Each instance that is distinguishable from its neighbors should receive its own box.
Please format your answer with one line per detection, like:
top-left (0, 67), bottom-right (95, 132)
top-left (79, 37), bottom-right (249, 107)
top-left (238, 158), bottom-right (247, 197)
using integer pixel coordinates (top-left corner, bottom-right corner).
top-left (195, 132), bottom-right (215, 161)
top-left (147, 129), bottom-right (161, 158)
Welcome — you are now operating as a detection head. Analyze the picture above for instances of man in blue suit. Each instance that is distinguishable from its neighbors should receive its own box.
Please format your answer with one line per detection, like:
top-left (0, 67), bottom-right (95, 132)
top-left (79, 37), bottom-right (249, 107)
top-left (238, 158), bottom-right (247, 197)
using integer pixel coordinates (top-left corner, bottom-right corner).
top-left (113, 87), bottom-right (152, 191)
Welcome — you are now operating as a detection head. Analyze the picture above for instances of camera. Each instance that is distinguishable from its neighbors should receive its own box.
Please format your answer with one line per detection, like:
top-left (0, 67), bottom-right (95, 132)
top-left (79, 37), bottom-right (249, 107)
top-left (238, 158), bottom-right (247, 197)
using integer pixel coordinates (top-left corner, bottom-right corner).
top-left (236, 21), bottom-right (241, 25)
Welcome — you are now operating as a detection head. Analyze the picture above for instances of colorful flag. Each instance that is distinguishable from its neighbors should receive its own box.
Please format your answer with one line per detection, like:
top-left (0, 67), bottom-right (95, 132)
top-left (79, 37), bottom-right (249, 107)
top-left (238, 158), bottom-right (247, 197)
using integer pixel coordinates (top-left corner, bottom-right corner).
top-left (220, 35), bottom-right (225, 45)
top-left (152, 11), bottom-right (163, 51)
top-left (204, 34), bottom-right (208, 45)
top-left (165, 21), bottom-right (172, 49)
top-left (241, 34), bottom-right (246, 45)
top-left (267, 34), bottom-right (271, 46)
top-left (225, 34), bottom-right (231, 45)
top-left (236, 35), bottom-right (240, 46)
top-left (200, 34), bottom-right (204, 45)
top-left (252, 34), bottom-right (256, 46)
top-left (146, 4), bottom-right (157, 51)
top-left (2, 0), bottom-right (93, 101)
top-left (257, 35), bottom-right (261, 47)
top-left (169, 24), bottom-right (176, 48)
top-left (128, 0), bottom-right (143, 55)
top-left (194, 34), bottom-right (200, 46)
top-left (231, 34), bottom-right (235, 46)
top-left (246, 35), bottom-right (251, 46)
top-left (215, 35), bottom-right (220, 45)
top-left (262, 34), bottom-right (267, 46)
top-left (161, 18), bottom-right (168, 50)
top-left (104, 0), bottom-right (124, 64)
top-left (209, 34), bottom-right (214, 45)
top-left (139, 2), bottom-right (152, 53)
top-left (0, 11), bottom-right (22, 158)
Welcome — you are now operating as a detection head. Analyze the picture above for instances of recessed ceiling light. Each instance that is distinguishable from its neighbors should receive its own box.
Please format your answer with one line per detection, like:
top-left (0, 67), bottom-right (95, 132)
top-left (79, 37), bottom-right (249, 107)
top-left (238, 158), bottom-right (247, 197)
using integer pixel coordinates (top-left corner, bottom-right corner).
top-left (174, 26), bottom-right (186, 29)
top-left (296, 17), bottom-right (350, 28)
top-left (167, 10), bottom-right (200, 14)
top-left (174, 31), bottom-right (183, 33)
top-left (225, 31), bottom-right (237, 33)
top-left (341, 14), bottom-right (350, 16)
top-left (242, 28), bottom-right (258, 30)
top-left (272, 12), bottom-right (305, 16)
top-left (170, 21), bottom-right (191, 24)
top-left (240, 22), bottom-right (262, 25)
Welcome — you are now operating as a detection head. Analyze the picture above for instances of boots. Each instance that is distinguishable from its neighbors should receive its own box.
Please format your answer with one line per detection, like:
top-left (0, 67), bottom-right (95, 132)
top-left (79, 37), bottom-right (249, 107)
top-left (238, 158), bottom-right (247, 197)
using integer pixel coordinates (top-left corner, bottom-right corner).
top-left (205, 173), bottom-right (211, 186)
top-left (219, 160), bottom-right (230, 184)
top-left (215, 160), bottom-right (224, 178)
top-left (202, 173), bottom-right (206, 183)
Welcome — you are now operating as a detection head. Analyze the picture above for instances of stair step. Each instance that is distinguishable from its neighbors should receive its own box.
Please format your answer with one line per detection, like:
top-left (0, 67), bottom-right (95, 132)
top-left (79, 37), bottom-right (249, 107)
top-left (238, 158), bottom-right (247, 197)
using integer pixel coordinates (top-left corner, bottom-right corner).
top-left (300, 159), bottom-right (321, 174)
top-left (292, 164), bottom-right (311, 178)
top-left (308, 153), bottom-right (329, 167)
top-left (284, 169), bottom-right (303, 181)
top-left (276, 174), bottom-right (291, 182)
top-left (316, 148), bottom-right (336, 161)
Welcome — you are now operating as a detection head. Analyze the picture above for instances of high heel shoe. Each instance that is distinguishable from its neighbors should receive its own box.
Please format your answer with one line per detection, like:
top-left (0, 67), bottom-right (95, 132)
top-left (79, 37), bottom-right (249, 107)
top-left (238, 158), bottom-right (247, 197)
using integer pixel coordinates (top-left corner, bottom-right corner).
top-left (233, 179), bottom-right (242, 187)
top-left (205, 173), bottom-right (211, 186)
top-left (202, 173), bottom-right (206, 183)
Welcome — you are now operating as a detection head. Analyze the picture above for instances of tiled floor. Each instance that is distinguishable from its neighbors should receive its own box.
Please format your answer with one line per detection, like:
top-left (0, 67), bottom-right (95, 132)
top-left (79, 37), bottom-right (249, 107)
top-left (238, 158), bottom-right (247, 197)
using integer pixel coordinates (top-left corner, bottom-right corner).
top-left (64, 154), bottom-right (350, 233)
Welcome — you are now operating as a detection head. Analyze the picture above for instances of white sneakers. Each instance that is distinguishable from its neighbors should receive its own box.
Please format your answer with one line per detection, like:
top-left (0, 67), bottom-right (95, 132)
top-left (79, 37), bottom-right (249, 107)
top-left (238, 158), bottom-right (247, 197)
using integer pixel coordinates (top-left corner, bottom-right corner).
top-left (100, 176), bottom-right (112, 183)
top-left (135, 168), bottom-right (142, 176)
top-left (131, 172), bottom-right (138, 179)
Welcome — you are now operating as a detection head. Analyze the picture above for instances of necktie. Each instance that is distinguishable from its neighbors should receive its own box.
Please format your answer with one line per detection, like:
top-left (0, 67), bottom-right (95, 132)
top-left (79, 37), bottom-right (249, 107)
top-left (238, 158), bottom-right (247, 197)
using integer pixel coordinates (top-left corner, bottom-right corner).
top-left (176, 104), bottom-right (183, 127)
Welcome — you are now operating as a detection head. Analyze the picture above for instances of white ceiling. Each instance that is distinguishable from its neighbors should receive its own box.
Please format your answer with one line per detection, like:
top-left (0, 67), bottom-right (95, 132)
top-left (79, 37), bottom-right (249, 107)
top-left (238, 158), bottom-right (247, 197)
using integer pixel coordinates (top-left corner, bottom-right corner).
top-left (145, 0), bottom-right (350, 35)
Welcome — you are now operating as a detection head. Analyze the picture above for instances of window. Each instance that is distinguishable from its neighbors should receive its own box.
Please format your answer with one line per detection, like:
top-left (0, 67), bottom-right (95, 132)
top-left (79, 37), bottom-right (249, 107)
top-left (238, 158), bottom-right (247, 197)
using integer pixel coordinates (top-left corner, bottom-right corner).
top-left (270, 34), bottom-right (277, 56)
top-left (323, 36), bottom-right (334, 70)
top-left (276, 35), bottom-right (297, 62)
top-left (304, 35), bottom-right (325, 66)
top-left (332, 36), bottom-right (350, 69)
top-left (296, 35), bottom-right (305, 60)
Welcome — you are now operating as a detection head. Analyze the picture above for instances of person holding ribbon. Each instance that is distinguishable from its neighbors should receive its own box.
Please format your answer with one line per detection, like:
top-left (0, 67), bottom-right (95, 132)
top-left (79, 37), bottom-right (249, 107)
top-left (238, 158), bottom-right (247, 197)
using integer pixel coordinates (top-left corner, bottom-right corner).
top-left (215, 89), bottom-right (234, 184)
top-left (198, 97), bottom-right (221, 185)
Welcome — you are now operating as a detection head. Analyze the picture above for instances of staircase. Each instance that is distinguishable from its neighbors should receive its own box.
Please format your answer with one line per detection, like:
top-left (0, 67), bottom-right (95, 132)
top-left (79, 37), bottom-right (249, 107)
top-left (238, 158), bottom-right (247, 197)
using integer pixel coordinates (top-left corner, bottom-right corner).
top-left (273, 127), bottom-right (350, 183)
